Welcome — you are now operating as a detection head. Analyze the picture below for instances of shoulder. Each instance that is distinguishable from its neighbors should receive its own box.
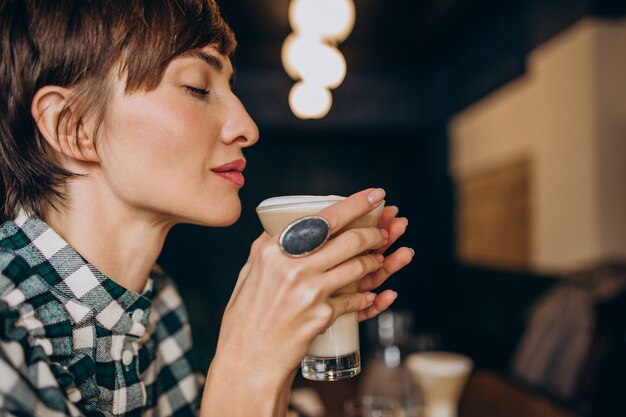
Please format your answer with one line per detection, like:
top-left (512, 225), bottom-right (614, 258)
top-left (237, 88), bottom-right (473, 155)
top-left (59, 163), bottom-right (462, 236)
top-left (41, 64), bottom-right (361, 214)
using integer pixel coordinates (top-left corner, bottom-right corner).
top-left (0, 224), bottom-right (79, 414)
top-left (0, 223), bottom-right (48, 312)
top-left (0, 224), bottom-right (54, 406)
top-left (0, 247), bottom-right (38, 302)
top-left (0, 246), bottom-right (30, 275)
top-left (0, 219), bottom-right (37, 294)
top-left (0, 283), bottom-right (80, 416)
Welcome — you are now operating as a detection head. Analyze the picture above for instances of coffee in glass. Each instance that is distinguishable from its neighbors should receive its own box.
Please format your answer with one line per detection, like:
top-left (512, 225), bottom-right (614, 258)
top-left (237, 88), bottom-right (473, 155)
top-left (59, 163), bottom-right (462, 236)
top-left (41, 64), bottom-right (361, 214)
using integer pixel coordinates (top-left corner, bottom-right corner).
top-left (256, 195), bottom-right (384, 381)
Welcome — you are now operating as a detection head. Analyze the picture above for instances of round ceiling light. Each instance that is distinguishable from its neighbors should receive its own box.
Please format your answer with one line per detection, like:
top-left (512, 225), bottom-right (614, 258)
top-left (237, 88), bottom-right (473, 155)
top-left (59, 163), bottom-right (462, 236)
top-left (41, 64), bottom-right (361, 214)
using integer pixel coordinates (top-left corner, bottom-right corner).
top-left (281, 34), bottom-right (347, 88)
top-left (283, 0), bottom-right (355, 119)
top-left (289, 0), bottom-right (356, 42)
top-left (288, 82), bottom-right (333, 119)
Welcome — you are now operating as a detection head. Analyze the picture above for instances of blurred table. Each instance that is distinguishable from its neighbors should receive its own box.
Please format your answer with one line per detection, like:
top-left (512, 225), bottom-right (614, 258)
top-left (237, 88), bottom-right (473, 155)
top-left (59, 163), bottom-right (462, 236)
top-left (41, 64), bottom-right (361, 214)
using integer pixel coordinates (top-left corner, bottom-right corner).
top-left (294, 370), bottom-right (580, 417)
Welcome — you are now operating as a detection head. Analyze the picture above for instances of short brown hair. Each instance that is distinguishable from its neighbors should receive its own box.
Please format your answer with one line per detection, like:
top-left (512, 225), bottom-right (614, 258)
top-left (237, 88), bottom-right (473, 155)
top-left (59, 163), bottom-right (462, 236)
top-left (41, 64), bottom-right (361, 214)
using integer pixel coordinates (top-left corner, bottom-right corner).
top-left (0, 0), bottom-right (236, 220)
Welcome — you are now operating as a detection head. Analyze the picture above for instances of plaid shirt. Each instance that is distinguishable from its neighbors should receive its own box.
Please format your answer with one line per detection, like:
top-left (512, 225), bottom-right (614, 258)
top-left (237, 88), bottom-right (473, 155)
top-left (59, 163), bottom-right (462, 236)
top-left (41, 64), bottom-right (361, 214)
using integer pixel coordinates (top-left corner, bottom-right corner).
top-left (0, 211), bottom-right (201, 416)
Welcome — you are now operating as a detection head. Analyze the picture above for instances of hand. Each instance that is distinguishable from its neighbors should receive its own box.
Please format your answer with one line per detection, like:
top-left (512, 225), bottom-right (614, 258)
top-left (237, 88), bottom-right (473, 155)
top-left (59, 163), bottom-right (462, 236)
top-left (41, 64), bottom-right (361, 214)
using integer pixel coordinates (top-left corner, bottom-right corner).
top-left (211, 188), bottom-right (413, 388)
top-left (358, 205), bottom-right (414, 321)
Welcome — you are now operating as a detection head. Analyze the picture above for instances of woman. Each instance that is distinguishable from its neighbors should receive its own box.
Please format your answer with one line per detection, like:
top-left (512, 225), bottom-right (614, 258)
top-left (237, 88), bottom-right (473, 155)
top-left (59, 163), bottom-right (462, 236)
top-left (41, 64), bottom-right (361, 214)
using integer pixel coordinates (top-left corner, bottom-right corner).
top-left (0, 0), bottom-right (413, 415)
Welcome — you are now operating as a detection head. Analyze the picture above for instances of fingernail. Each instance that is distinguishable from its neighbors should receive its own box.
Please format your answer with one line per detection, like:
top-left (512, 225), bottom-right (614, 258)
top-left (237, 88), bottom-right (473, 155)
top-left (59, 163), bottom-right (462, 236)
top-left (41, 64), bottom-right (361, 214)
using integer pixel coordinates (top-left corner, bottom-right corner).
top-left (368, 188), bottom-right (386, 204)
top-left (366, 293), bottom-right (377, 302)
top-left (410, 248), bottom-right (415, 257)
top-left (403, 217), bottom-right (409, 227)
top-left (390, 291), bottom-right (398, 301)
top-left (381, 229), bottom-right (389, 240)
top-left (374, 254), bottom-right (384, 263)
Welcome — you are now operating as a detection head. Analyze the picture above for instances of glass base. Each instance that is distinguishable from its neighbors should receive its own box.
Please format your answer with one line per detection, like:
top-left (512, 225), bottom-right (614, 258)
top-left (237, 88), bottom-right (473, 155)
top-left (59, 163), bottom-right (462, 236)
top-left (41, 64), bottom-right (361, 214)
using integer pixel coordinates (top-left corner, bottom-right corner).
top-left (301, 350), bottom-right (360, 381)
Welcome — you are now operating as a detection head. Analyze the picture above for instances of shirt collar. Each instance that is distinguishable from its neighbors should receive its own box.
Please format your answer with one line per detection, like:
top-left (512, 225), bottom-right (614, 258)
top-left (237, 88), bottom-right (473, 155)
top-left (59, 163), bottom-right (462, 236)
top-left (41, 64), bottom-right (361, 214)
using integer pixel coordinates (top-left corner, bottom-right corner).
top-left (13, 210), bottom-right (153, 335)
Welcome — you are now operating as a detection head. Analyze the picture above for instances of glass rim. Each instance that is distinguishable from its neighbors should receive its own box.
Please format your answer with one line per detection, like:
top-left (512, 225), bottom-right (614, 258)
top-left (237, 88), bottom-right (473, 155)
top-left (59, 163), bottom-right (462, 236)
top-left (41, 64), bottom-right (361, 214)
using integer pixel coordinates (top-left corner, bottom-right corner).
top-left (256, 195), bottom-right (346, 213)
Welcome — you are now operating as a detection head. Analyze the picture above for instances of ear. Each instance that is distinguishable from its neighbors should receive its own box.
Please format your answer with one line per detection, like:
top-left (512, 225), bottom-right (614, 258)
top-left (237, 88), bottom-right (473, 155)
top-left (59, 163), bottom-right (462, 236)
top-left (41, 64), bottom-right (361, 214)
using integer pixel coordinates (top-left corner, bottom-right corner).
top-left (31, 86), bottom-right (100, 163)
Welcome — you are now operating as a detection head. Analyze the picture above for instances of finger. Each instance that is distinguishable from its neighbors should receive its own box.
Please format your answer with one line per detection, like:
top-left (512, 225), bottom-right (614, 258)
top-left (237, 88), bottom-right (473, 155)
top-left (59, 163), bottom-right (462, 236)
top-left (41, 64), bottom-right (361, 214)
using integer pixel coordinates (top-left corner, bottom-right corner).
top-left (374, 217), bottom-right (408, 254)
top-left (329, 291), bottom-right (377, 322)
top-left (323, 253), bottom-right (384, 295)
top-left (358, 290), bottom-right (398, 322)
top-left (359, 247), bottom-right (414, 292)
top-left (317, 188), bottom-right (386, 234)
top-left (248, 232), bottom-right (271, 263)
top-left (241, 232), bottom-right (271, 277)
top-left (377, 206), bottom-right (399, 231)
top-left (229, 233), bottom-right (271, 302)
top-left (308, 227), bottom-right (388, 270)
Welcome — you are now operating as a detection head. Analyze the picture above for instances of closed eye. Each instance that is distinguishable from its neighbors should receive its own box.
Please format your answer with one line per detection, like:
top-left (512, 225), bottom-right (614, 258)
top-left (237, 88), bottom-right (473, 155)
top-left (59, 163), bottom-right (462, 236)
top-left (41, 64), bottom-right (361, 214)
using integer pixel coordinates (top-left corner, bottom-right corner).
top-left (186, 86), bottom-right (210, 98)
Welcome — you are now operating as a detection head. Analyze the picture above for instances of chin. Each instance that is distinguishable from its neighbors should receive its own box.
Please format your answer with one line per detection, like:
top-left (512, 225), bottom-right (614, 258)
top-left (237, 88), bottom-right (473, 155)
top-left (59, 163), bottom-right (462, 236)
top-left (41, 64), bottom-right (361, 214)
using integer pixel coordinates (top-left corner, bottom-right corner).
top-left (193, 203), bottom-right (242, 227)
top-left (167, 193), bottom-right (242, 227)
top-left (211, 212), bottom-right (241, 227)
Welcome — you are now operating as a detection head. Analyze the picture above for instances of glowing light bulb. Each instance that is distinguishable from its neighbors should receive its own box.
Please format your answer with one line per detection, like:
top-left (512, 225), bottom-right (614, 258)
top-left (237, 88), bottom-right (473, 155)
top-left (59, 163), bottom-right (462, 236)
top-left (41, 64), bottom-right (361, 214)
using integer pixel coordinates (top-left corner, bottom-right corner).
top-left (281, 35), bottom-right (347, 88)
top-left (289, 0), bottom-right (356, 42)
top-left (289, 82), bottom-right (333, 119)
top-left (281, 34), bottom-right (300, 80)
top-left (284, 0), bottom-right (355, 119)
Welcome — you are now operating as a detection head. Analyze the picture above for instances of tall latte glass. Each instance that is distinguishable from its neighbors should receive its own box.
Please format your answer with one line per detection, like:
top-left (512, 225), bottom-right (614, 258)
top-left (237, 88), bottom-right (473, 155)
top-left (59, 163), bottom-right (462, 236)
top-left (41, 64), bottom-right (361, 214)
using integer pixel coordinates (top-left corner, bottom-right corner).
top-left (256, 195), bottom-right (384, 381)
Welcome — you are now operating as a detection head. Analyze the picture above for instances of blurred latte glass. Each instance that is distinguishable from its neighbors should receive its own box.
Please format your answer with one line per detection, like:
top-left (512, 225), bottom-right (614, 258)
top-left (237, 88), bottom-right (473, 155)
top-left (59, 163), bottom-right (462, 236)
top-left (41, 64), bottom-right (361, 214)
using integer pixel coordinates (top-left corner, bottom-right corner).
top-left (405, 352), bottom-right (473, 417)
top-left (257, 195), bottom-right (384, 381)
top-left (344, 396), bottom-right (403, 417)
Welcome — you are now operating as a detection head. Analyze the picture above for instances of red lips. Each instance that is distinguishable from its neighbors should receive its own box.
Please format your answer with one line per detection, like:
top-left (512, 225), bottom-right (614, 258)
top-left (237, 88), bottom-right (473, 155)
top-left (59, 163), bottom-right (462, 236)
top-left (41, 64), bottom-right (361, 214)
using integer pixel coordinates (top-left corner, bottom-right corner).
top-left (211, 159), bottom-right (246, 186)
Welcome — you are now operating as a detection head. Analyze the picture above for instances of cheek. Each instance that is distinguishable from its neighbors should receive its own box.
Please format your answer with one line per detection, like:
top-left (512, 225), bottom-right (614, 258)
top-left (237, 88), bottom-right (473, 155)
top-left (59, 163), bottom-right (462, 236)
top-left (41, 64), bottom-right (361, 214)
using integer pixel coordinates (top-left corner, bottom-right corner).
top-left (114, 95), bottom-right (196, 150)
top-left (101, 93), bottom-right (211, 177)
top-left (94, 89), bottom-right (240, 225)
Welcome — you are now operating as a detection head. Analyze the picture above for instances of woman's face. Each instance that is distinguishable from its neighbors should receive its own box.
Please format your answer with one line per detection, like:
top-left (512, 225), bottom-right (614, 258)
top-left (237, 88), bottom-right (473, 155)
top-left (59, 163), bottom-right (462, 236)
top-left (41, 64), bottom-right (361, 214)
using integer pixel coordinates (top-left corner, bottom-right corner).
top-left (97, 46), bottom-right (259, 227)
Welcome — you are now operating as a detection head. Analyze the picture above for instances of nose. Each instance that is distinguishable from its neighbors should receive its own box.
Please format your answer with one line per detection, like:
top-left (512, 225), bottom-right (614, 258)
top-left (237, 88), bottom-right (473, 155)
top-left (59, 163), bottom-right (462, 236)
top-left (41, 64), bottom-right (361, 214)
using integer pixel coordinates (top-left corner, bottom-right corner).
top-left (221, 94), bottom-right (259, 148)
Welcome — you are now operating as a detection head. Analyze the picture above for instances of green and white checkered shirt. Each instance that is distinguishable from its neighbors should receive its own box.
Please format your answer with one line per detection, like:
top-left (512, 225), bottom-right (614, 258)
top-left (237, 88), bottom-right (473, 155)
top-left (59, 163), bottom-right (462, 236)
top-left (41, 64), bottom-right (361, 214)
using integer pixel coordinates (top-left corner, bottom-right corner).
top-left (0, 211), bottom-right (201, 416)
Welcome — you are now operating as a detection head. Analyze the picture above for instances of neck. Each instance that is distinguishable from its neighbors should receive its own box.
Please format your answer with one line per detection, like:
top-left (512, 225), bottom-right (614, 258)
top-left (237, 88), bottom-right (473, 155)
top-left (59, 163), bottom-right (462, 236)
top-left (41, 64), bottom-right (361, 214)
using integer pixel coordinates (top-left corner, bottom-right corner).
top-left (44, 178), bottom-right (173, 293)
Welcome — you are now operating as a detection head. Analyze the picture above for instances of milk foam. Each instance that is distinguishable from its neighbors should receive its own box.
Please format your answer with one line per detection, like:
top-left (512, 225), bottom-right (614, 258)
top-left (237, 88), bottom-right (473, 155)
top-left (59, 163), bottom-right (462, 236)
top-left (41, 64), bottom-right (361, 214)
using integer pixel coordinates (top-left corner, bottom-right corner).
top-left (257, 195), bottom-right (345, 211)
top-left (405, 352), bottom-right (473, 375)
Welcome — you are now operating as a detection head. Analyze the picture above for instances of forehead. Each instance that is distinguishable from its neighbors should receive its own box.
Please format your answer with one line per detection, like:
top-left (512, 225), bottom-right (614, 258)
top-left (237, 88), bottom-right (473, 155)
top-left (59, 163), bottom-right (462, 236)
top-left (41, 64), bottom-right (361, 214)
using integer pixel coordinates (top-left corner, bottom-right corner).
top-left (112, 45), bottom-right (234, 99)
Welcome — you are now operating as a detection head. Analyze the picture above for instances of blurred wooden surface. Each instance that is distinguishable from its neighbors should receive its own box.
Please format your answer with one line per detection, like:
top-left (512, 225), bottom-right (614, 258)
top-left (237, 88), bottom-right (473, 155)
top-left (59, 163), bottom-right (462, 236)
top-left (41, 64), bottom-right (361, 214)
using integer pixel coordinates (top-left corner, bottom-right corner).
top-left (458, 371), bottom-right (579, 417)
top-left (294, 370), bottom-right (579, 417)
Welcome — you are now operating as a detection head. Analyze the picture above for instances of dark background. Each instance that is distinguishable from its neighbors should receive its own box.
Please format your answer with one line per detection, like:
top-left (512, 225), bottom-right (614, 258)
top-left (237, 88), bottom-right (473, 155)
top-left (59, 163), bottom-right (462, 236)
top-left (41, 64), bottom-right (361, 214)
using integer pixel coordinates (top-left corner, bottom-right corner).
top-left (157, 0), bottom-right (625, 373)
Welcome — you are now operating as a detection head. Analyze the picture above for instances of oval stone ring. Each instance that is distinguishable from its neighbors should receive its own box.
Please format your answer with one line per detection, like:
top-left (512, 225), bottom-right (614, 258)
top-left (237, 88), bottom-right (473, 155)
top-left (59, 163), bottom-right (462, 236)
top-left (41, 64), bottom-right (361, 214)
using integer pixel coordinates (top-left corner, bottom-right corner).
top-left (278, 215), bottom-right (331, 257)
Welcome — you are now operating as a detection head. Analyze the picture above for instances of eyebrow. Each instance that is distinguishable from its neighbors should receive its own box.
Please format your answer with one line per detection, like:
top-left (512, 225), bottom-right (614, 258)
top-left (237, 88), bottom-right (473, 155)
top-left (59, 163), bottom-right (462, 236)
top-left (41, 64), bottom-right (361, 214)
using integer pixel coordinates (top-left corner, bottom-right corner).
top-left (181, 49), bottom-right (236, 86)
top-left (183, 50), bottom-right (223, 71)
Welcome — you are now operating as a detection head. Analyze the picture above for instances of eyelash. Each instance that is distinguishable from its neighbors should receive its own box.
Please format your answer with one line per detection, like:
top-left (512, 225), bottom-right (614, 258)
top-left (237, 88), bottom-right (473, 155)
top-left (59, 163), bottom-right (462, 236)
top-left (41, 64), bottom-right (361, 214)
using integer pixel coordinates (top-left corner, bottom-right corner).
top-left (185, 86), bottom-right (210, 98)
